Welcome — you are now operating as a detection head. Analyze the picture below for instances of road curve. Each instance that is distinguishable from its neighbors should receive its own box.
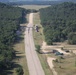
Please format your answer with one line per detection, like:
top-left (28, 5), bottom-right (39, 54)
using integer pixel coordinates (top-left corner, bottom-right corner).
top-left (24, 13), bottom-right (45, 75)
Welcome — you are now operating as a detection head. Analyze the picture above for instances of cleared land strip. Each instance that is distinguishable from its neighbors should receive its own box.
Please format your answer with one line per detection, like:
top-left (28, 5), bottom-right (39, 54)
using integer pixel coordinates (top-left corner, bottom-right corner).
top-left (24, 13), bottom-right (45, 75)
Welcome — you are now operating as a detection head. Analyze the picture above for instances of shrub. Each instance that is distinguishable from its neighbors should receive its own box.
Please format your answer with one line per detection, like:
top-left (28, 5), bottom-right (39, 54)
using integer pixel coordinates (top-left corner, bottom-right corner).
top-left (35, 45), bottom-right (41, 53)
top-left (16, 66), bottom-right (24, 75)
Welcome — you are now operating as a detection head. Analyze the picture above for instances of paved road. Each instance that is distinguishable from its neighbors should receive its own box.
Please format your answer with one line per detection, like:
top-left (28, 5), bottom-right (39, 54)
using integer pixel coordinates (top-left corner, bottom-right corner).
top-left (24, 13), bottom-right (45, 75)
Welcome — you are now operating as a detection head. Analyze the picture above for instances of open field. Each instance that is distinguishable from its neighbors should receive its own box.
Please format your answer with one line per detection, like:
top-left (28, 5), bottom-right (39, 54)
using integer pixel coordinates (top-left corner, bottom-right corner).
top-left (18, 5), bottom-right (50, 10)
top-left (54, 54), bottom-right (76, 75)
top-left (42, 42), bottom-right (76, 75)
top-left (42, 41), bottom-right (76, 75)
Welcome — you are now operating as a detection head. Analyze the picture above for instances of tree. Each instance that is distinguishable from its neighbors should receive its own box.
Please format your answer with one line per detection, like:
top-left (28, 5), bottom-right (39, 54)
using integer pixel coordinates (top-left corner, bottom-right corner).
top-left (47, 39), bottom-right (53, 45)
top-left (68, 32), bottom-right (76, 44)
top-left (0, 2), bottom-right (28, 74)
top-left (35, 45), bottom-right (41, 53)
top-left (39, 2), bottom-right (76, 44)
top-left (16, 67), bottom-right (24, 75)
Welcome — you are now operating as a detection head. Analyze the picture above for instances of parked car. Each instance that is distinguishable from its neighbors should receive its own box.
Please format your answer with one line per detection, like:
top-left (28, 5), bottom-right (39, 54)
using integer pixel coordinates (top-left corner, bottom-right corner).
top-left (55, 52), bottom-right (64, 56)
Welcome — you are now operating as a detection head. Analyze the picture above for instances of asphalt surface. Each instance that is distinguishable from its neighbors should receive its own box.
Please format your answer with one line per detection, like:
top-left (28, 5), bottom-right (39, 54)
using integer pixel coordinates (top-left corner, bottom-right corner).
top-left (24, 13), bottom-right (45, 75)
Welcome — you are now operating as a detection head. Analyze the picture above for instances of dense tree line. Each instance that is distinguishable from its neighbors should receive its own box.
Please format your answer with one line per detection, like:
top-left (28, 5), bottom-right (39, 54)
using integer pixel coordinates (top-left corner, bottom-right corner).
top-left (39, 2), bottom-right (76, 45)
top-left (7, 0), bottom-right (76, 6)
top-left (0, 2), bottom-right (28, 75)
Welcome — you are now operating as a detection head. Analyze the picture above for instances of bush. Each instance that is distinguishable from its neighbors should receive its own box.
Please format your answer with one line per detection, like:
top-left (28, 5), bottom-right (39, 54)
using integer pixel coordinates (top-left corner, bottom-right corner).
top-left (47, 39), bottom-right (53, 45)
top-left (61, 47), bottom-right (63, 50)
top-left (68, 32), bottom-right (76, 44)
top-left (53, 59), bottom-right (58, 63)
top-left (16, 66), bottom-right (24, 75)
top-left (35, 45), bottom-right (41, 53)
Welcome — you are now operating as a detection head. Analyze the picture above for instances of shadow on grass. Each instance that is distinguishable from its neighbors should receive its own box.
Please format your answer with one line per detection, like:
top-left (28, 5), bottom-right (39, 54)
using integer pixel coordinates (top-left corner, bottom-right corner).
top-left (4, 51), bottom-right (25, 75)
top-left (6, 71), bottom-right (13, 75)
top-left (8, 30), bottom-right (25, 75)
top-left (15, 51), bottom-right (23, 54)
top-left (5, 61), bottom-right (23, 75)
top-left (15, 50), bottom-right (25, 59)
top-left (5, 62), bottom-right (22, 75)
top-left (16, 55), bottom-right (25, 60)
top-left (36, 50), bottom-right (52, 54)
top-left (15, 36), bottom-right (24, 44)
top-left (13, 62), bottom-right (22, 68)
top-left (0, 71), bottom-right (13, 75)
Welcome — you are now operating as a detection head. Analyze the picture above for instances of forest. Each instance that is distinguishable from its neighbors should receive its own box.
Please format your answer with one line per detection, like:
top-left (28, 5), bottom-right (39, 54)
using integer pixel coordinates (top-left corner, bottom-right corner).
top-left (39, 2), bottom-right (76, 45)
top-left (0, 2), bottom-right (28, 75)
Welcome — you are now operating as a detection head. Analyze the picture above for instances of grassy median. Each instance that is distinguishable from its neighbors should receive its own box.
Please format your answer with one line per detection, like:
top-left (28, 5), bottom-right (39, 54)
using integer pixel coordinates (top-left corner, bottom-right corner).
top-left (33, 12), bottom-right (53, 75)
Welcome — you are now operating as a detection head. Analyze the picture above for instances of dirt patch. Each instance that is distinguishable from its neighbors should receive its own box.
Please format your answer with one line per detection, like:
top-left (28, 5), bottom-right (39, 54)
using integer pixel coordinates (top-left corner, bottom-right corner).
top-left (41, 41), bottom-right (57, 75)
top-left (47, 57), bottom-right (57, 75)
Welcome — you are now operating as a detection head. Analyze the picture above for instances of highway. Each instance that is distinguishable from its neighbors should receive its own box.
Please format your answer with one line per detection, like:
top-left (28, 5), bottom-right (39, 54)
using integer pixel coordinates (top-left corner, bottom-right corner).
top-left (24, 13), bottom-right (45, 75)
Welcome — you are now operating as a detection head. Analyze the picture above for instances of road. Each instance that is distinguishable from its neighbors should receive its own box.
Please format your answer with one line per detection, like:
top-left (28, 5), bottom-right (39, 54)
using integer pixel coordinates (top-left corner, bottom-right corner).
top-left (24, 13), bottom-right (45, 75)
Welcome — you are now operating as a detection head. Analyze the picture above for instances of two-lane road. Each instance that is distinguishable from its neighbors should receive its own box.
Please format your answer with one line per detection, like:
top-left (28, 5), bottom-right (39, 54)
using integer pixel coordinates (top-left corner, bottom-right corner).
top-left (24, 13), bottom-right (45, 75)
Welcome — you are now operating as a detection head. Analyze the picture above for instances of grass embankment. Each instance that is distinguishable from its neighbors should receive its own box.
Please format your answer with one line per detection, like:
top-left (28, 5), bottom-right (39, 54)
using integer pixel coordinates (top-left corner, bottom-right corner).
top-left (13, 36), bottom-right (29, 75)
top-left (13, 34), bottom-right (29, 75)
top-left (12, 14), bottom-right (30, 75)
top-left (33, 12), bottom-right (53, 75)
